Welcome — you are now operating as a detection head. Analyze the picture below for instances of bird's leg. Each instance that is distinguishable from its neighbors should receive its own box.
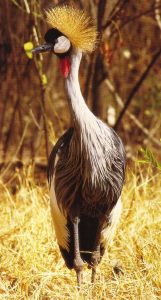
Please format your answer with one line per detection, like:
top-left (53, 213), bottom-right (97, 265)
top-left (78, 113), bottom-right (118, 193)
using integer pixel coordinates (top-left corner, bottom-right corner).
top-left (91, 219), bottom-right (105, 283)
top-left (91, 244), bottom-right (100, 283)
top-left (72, 216), bottom-right (84, 288)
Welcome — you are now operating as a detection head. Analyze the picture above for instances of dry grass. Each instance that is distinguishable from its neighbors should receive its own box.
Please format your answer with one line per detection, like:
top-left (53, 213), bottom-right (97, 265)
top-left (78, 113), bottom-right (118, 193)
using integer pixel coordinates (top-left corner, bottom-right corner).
top-left (0, 164), bottom-right (161, 300)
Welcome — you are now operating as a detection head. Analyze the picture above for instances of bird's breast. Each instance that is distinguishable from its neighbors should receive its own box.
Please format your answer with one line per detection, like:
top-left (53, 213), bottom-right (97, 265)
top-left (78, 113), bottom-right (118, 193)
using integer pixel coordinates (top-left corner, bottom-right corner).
top-left (53, 127), bottom-right (125, 216)
top-left (54, 156), bottom-right (118, 218)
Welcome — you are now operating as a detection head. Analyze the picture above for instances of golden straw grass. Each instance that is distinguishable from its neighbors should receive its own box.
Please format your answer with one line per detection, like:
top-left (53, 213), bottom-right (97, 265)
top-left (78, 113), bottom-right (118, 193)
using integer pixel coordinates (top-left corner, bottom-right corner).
top-left (0, 164), bottom-right (161, 299)
top-left (45, 6), bottom-right (98, 52)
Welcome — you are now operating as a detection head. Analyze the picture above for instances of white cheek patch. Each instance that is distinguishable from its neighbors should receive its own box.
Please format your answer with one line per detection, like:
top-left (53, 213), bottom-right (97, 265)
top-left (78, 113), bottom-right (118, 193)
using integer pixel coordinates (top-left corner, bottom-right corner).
top-left (54, 36), bottom-right (71, 54)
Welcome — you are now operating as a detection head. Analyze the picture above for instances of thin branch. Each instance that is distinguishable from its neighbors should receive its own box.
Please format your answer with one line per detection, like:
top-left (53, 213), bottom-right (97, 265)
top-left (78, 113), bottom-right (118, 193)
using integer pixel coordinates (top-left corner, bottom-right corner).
top-left (108, 0), bottom-right (124, 18)
top-left (155, 0), bottom-right (161, 30)
top-left (23, 0), bottom-right (49, 159)
top-left (0, 68), bottom-right (13, 142)
top-left (105, 79), bottom-right (161, 148)
top-left (113, 4), bottom-right (161, 33)
top-left (23, 0), bottom-right (30, 13)
top-left (0, 120), bottom-right (30, 179)
top-left (23, 0), bottom-right (43, 61)
top-left (83, 53), bottom-right (96, 107)
top-left (97, 0), bottom-right (107, 31)
top-left (41, 90), bottom-right (49, 159)
top-left (32, 60), bottom-right (49, 160)
top-left (3, 0), bottom-right (24, 160)
top-left (102, 0), bottom-right (129, 30)
top-left (29, 108), bottom-right (42, 130)
top-left (114, 46), bottom-right (161, 130)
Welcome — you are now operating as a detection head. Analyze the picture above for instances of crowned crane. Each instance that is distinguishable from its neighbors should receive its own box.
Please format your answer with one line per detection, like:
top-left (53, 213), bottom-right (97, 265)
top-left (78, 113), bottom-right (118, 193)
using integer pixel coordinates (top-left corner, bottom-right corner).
top-left (32, 5), bottom-right (126, 287)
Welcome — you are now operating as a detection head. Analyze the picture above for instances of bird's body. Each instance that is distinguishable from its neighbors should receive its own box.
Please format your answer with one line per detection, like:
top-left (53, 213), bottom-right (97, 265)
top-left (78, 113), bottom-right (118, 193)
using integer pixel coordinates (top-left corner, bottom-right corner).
top-left (47, 50), bottom-right (125, 271)
top-left (33, 5), bottom-right (126, 286)
top-left (48, 127), bottom-right (124, 269)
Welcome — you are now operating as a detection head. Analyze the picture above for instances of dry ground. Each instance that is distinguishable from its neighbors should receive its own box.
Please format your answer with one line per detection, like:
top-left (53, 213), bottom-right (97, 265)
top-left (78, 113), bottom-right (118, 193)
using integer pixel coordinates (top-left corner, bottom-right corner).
top-left (0, 164), bottom-right (161, 300)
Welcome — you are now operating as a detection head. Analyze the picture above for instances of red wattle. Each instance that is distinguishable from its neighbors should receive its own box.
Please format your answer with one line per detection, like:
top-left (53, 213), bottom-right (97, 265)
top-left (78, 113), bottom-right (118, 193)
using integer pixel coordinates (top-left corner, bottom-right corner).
top-left (60, 58), bottom-right (71, 78)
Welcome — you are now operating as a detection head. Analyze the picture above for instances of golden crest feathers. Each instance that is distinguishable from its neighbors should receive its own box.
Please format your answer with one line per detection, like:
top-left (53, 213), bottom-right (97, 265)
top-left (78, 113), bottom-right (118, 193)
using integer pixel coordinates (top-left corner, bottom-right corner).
top-left (45, 5), bottom-right (98, 52)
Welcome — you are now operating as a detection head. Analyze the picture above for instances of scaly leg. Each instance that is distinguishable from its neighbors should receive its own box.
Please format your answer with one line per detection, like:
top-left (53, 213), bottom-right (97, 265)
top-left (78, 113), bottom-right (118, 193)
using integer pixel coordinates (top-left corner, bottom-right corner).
top-left (91, 219), bottom-right (105, 283)
top-left (91, 244), bottom-right (100, 283)
top-left (72, 216), bottom-right (84, 288)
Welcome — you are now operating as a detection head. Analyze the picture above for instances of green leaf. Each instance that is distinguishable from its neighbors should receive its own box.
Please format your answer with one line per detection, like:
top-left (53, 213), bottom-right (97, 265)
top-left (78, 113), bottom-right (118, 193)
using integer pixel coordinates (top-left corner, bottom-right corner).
top-left (138, 147), bottom-right (161, 171)
top-left (137, 160), bottom-right (149, 164)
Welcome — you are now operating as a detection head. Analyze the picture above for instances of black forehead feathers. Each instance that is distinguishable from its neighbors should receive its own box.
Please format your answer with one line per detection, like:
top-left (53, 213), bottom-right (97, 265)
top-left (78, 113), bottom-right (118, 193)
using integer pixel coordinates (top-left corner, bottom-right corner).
top-left (44, 28), bottom-right (72, 59)
top-left (44, 28), bottom-right (63, 43)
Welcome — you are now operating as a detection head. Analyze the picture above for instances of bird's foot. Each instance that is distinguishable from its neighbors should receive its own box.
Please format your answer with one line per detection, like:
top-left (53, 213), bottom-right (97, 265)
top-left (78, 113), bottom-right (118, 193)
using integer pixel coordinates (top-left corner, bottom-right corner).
top-left (91, 267), bottom-right (96, 283)
top-left (91, 249), bottom-right (100, 283)
top-left (91, 249), bottom-right (101, 266)
top-left (111, 259), bottom-right (124, 276)
top-left (73, 256), bottom-right (84, 288)
top-left (113, 264), bottom-right (123, 275)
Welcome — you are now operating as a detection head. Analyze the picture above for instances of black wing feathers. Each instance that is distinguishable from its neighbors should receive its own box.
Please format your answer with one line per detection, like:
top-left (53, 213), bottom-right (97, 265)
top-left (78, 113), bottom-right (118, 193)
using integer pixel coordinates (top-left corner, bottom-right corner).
top-left (47, 127), bottom-right (74, 185)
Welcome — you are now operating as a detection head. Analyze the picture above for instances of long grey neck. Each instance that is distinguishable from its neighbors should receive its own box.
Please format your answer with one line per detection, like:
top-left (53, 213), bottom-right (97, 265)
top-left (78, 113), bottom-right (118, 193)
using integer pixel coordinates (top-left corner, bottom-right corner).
top-left (65, 49), bottom-right (95, 131)
top-left (64, 50), bottom-right (117, 188)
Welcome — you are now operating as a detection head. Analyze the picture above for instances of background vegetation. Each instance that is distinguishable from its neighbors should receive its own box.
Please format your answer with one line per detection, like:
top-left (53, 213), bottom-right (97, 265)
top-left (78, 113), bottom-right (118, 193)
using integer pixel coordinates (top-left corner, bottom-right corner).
top-left (0, 0), bottom-right (161, 299)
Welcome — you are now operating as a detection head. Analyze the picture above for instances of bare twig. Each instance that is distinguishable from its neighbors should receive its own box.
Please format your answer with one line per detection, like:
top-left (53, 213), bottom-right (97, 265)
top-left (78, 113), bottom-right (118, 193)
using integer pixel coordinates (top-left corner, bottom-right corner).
top-left (113, 4), bottom-right (161, 34)
top-left (3, 1), bottom-right (24, 160)
top-left (102, 0), bottom-right (129, 30)
top-left (0, 68), bottom-right (13, 143)
top-left (83, 53), bottom-right (96, 108)
top-left (97, 0), bottom-right (107, 31)
top-left (23, 0), bottom-right (49, 159)
top-left (114, 46), bottom-right (161, 130)
top-left (29, 109), bottom-right (42, 130)
top-left (23, 0), bottom-right (43, 61)
top-left (105, 79), bottom-right (161, 147)
top-left (23, 0), bottom-right (30, 13)
top-left (40, 90), bottom-right (49, 159)
top-left (90, 0), bottom-right (107, 117)
top-left (155, 0), bottom-right (161, 30)
top-left (0, 120), bottom-right (30, 179)
top-left (108, 0), bottom-right (123, 18)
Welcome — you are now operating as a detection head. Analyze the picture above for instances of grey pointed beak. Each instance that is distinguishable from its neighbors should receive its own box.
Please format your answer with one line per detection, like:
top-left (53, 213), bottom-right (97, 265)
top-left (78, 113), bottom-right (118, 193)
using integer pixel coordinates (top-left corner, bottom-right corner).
top-left (32, 44), bottom-right (53, 54)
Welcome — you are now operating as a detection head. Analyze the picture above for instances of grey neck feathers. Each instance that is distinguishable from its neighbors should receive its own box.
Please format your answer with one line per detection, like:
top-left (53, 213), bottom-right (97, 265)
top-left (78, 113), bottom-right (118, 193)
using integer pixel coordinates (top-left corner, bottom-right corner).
top-left (64, 50), bottom-right (121, 192)
top-left (65, 49), bottom-right (95, 131)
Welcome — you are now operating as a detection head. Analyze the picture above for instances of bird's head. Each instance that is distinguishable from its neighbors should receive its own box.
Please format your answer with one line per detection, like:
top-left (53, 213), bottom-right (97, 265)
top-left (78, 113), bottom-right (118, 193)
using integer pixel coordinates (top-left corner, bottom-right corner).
top-left (32, 5), bottom-right (98, 78)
